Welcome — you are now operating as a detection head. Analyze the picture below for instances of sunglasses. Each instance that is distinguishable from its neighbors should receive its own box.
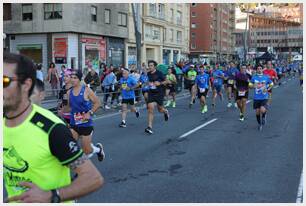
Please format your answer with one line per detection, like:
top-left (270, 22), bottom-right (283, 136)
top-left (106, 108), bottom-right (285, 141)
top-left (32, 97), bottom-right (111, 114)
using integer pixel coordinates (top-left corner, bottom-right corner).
top-left (3, 75), bottom-right (19, 88)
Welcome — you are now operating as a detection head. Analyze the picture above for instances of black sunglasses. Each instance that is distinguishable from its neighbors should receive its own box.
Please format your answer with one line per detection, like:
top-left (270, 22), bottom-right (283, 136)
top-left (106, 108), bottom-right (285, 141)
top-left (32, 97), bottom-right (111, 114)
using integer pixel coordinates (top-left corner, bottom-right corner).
top-left (3, 75), bottom-right (19, 88)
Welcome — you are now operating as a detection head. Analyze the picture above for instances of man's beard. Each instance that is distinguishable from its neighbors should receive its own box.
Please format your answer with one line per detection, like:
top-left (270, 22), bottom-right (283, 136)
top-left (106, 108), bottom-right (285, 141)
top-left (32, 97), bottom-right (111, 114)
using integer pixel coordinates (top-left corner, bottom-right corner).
top-left (3, 87), bottom-right (22, 114)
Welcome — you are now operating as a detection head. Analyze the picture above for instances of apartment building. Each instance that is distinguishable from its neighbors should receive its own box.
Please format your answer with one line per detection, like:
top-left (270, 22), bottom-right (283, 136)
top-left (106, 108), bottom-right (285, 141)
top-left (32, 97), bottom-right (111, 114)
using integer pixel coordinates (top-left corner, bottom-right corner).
top-left (4, 3), bottom-right (129, 75)
top-left (189, 3), bottom-right (236, 64)
top-left (126, 3), bottom-right (190, 67)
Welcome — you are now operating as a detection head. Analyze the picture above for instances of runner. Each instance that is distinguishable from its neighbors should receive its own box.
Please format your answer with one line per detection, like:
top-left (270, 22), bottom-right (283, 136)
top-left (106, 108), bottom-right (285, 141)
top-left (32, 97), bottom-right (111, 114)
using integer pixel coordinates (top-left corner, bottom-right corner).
top-left (58, 69), bottom-right (73, 125)
top-left (235, 65), bottom-right (251, 121)
top-left (263, 60), bottom-right (278, 106)
top-left (184, 64), bottom-right (197, 108)
top-left (139, 66), bottom-right (150, 104)
top-left (67, 69), bottom-right (105, 161)
top-left (165, 67), bottom-right (177, 108)
top-left (225, 62), bottom-right (239, 108)
top-left (4, 52), bottom-right (103, 203)
top-left (145, 60), bottom-right (169, 135)
top-left (118, 68), bottom-right (140, 128)
top-left (249, 65), bottom-right (273, 131)
top-left (275, 63), bottom-right (283, 86)
top-left (195, 65), bottom-right (210, 114)
top-left (211, 65), bottom-right (224, 109)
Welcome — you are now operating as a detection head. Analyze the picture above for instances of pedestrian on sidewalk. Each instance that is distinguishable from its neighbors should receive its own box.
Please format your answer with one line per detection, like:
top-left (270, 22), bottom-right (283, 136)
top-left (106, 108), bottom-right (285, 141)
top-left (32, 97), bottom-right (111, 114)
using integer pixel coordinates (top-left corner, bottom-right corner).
top-left (47, 62), bottom-right (59, 97)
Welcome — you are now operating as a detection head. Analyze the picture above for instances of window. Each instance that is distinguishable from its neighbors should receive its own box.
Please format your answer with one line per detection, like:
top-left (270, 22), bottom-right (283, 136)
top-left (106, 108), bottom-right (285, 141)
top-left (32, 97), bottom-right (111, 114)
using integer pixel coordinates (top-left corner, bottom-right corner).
top-left (191, 32), bottom-right (196, 39)
top-left (191, 23), bottom-right (196, 28)
top-left (4, 3), bottom-right (12, 20)
top-left (22, 4), bottom-right (32, 21)
top-left (118, 12), bottom-right (127, 26)
top-left (170, 29), bottom-right (174, 42)
top-left (105, 9), bottom-right (110, 24)
top-left (192, 12), bottom-right (196, 17)
top-left (91, 6), bottom-right (97, 22)
top-left (191, 43), bottom-right (196, 49)
top-left (177, 31), bottom-right (182, 43)
top-left (149, 3), bottom-right (156, 16)
top-left (158, 4), bottom-right (165, 19)
top-left (170, 8), bottom-right (174, 21)
top-left (177, 11), bottom-right (182, 25)
top-left (44, 3), bottom-right (62, 20)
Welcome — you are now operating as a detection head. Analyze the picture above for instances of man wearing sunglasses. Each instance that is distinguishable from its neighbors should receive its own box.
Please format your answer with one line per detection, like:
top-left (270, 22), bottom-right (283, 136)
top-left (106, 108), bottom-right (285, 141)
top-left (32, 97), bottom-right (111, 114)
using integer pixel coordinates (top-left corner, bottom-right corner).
top-left (3, 52), bottom-right (104, 203)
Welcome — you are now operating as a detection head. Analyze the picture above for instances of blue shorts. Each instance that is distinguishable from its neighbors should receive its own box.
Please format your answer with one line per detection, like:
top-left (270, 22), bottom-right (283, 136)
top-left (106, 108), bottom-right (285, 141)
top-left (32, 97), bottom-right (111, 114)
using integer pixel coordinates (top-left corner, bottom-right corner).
top-left (213, 84), bottom-right (222, 93)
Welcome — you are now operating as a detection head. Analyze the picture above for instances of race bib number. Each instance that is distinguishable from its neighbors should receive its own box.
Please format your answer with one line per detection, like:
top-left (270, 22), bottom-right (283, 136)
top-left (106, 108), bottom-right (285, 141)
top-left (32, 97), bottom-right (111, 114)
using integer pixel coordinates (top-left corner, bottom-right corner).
top-left (213, 79), bottom-right (219, 84)
top-left (199, 88), bottom-right (206, 93)
top-left (74, 113), bottom-right (89, 125)
top-left (238, 90), bottom-right (246, 96)
top-left (228, 79), bottom-right (234, 85)
top-left (122, 83), bottom-right (127, 89)
top-left (149, 82), bottom-right (156, 90)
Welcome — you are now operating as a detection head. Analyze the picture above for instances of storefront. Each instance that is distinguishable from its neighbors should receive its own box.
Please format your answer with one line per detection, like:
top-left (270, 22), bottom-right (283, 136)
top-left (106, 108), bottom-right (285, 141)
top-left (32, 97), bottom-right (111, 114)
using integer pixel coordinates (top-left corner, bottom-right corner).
top-left (163, 49), bottom-right (171, 65)
top-left (107, 37), bottom-right (125, 68)
top-left (9, 34), bottom-right (48, 74)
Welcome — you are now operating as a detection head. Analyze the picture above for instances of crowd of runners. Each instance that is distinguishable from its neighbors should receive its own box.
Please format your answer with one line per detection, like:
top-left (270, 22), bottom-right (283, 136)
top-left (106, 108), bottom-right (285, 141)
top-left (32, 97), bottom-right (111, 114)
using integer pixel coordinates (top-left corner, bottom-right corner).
top-left (3, 51), bottom-right (302, 202)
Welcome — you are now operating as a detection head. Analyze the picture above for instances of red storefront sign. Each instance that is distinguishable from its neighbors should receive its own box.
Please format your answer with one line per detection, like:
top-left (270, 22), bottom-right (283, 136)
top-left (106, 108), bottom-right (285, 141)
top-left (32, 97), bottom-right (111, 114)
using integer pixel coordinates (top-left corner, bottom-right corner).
top-left (54, 38), bottom-right (67, 58)
top-left (81, 37), bottom-right (106, 60)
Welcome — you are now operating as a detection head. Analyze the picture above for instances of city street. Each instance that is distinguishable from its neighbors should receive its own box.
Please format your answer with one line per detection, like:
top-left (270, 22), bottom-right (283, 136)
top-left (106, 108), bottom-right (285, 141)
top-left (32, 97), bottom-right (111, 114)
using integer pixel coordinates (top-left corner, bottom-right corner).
top-left (77, 76), bottom-right (303, 203)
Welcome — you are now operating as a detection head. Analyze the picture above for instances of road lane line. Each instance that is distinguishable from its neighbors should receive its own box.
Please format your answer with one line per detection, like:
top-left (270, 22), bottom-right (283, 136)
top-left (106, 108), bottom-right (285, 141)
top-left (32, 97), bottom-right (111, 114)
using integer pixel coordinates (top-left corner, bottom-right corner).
top-left (179, 118), bottom-right (218, 139)
top-left (296, 169), bottom-right (303, 203)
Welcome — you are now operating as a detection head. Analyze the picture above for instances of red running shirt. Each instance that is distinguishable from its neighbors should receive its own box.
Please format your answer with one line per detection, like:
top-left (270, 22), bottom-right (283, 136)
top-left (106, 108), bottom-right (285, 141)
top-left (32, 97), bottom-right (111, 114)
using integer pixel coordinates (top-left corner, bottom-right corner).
top-left (263, 69), bottom-right (277, 80)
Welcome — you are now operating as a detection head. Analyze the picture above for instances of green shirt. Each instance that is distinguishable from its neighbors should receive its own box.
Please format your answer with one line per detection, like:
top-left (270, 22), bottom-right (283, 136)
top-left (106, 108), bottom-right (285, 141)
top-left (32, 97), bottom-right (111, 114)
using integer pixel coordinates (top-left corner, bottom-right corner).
top-left (4, 104), bottom-right (83, 200)
top-left (187, 70), bottom-right (197, 81)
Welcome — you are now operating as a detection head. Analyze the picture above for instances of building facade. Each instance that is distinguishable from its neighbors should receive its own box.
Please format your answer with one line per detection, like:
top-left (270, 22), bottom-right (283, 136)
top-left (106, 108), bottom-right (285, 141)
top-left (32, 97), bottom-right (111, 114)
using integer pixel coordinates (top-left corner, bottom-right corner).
top-left (126, 3), bottom-right (190, 68)
top-left (4, 3), bottom-right (129, 75)
top-left (248, 14), bottom-right (302, 56)
top-left (189, 3), bottom-right (236, 64)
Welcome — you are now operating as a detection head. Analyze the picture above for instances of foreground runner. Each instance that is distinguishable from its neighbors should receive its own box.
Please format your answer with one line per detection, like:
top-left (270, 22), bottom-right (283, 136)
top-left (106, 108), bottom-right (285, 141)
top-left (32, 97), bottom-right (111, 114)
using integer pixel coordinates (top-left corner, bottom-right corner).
top-left (249, 65), bottom-right (273, 131)
top-left (4, 52), bottom-right (103, 203)
top-left (195, 65), bottom-right (210, 114)
top-left (235, 65), bottom-right (251, 121)
top-left (119, 68), bottom-right (140, 128)
top-left (145, 60), bottom-right (169, 134)
top-left (68, 69), bottom-right (105, 161)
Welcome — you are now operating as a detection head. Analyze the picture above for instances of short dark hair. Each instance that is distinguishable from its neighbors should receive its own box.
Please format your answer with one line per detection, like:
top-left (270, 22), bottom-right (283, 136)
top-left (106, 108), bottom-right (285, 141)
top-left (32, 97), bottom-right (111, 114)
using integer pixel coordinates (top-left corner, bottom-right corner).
top-left (35, 79), bottom-right (45, 92)
top-left (4, 52), bottom-right (36, 97)
top-left (148, 60), bottom-right (157, 67)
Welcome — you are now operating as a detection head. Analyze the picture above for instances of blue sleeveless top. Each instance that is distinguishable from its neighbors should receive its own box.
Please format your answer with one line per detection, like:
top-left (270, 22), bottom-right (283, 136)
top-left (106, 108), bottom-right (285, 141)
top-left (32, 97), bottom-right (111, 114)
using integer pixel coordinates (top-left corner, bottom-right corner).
top-left (69, 85), bottom-right (93, 127)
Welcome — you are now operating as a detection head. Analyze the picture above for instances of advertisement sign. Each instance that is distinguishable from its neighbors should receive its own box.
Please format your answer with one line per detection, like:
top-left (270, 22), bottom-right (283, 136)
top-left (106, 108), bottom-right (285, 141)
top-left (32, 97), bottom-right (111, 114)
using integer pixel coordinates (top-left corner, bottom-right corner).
top-left (54, 38), bottom-right (67, 58)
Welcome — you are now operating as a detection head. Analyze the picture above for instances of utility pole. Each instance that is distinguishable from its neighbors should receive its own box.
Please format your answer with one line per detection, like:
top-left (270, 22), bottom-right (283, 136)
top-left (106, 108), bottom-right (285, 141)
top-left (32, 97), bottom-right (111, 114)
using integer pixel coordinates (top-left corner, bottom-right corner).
top-left (132, 3), bottom-right (142, 72)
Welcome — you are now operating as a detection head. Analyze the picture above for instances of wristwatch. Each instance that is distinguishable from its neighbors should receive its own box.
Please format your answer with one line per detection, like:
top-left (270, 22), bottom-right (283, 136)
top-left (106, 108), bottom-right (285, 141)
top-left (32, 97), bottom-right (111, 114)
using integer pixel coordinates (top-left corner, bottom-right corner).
top-left (51, 189), bottom-right (61, 203)
top-left (89, 110), bottom-right (94, 116)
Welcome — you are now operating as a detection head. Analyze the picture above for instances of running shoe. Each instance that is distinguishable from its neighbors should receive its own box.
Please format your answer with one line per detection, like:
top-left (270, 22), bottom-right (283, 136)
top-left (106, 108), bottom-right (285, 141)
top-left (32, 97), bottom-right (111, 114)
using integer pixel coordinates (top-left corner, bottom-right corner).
top-left (227, 102), bottom-right (232, 108)
top-left (201, 106), bottom-right (205, 114)
top-left (258, 124), bottom-right (263, 131)
top-left (119, 121), bottom-right (127, 128)
top-left (172, 101), bottom-right (176, 108)
top-left (145, 127), bottom-right (153, 134)
top-left (234, 103), bottom-right (238, 108)
top-left (165, 100), bottom-right (171, 107)
top-left (135, 110), bottom-right (140, 118)
top-left (164, 110), bottom-right (169, 121)
top-left (105, 105), bottom-right (111, 110)
top-left (96, 143), bottom-right (105, 162)
top-left (193, 99), bottom-right (196, 104)
top-left (204, 105), bottom-right (208, 113)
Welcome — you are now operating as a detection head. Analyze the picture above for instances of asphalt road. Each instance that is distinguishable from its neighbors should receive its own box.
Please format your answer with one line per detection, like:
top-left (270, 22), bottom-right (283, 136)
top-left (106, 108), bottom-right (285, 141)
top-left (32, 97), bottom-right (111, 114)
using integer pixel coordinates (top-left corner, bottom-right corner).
top-left (78, 76), bottom-right (303, 203)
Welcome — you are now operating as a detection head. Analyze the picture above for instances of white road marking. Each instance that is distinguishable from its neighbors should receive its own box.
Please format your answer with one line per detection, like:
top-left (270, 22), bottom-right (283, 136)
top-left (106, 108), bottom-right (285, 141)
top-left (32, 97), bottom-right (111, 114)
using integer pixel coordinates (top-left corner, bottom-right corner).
top-left (246, 100), bottom-right (252, 104)
top-left (296, 169), bottom-right (303, 203)
top-left (179, 118), bottom-right (218, 139)
top-left (274, 85), bottom-right (279, 89)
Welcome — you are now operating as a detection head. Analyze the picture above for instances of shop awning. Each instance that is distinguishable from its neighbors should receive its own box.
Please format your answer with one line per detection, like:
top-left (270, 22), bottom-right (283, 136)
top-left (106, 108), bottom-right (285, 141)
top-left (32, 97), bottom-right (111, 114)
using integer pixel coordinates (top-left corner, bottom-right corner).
top-left (17, 44), bottom-right (42, 50)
